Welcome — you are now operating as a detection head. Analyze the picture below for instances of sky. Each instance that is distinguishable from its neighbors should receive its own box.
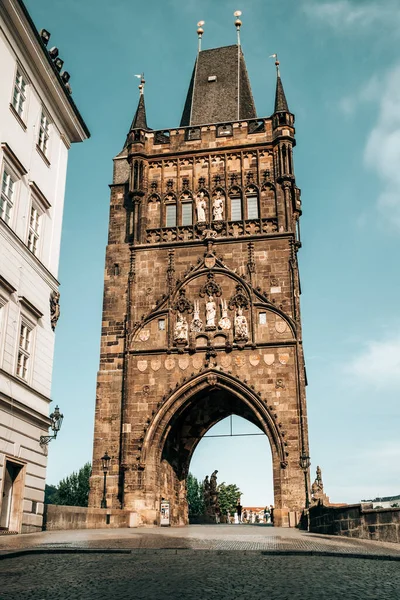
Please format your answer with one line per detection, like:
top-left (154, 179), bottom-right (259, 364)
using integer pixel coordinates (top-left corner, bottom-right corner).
top-left (25, 0), bottom-right (400, 506)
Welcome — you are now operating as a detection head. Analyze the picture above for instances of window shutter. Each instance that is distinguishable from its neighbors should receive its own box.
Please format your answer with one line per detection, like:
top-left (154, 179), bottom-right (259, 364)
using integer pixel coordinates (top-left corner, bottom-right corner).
top-left (247, 195), bottom-right (259, 219)
top-left (182, 202), bottom-right (192, 226)
top-left (231, 197), bottom-right (242, 221)
top-left (166, 204), bottom-right (177, 227)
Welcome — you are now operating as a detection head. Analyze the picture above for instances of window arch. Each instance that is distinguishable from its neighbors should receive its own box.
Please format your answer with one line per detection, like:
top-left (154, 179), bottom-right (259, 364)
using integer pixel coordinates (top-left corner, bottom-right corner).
top-left (246, 185), bottom-right (259, 220)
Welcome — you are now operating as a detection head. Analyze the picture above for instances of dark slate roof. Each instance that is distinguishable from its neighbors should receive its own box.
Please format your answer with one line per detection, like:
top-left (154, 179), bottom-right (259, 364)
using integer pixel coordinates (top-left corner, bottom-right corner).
top-left (274, 75), bottom-right (289, 113)
top-left (180, 45), bottom-right (257, 126)
top-left (130, 94), bottom-right (148, 130)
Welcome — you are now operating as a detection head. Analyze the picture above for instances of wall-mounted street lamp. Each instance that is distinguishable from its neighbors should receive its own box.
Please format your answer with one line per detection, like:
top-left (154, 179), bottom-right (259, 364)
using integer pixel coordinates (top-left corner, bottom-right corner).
top-left (100, 451), bottom-right (111, 509)
top-left (299, 452), bottom-right (311, 509)
top-left (40, 405), bottom-right (64, 445)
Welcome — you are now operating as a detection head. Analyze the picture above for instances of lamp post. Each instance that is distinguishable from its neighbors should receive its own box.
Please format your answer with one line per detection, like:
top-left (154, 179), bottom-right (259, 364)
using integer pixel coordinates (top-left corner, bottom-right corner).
top-left (100, 451), bottom-right (111, 509)
top-left (299, 452), bottom-right (311, 509)
top-left (40, 405), bottom-right (64, 445)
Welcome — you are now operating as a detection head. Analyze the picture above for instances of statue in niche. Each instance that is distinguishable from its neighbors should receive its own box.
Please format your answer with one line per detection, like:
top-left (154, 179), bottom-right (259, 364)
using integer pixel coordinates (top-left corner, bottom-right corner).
top-left (190, 300), bottom-right (203, 333)
top-left (174, 313), bottom-right (188, 343)
top-left (212, 191), bottom-right (224, 221)
top-left (50, 290), bottom-right (60, 331)
top-left (205, 295), bottom-right (216, 330)
top-left (218, 299), bottom-right (231, 330)
top-left (234, 307), bottom-right (248, 341)
top-left (196, 191), bottom-right (207, 222)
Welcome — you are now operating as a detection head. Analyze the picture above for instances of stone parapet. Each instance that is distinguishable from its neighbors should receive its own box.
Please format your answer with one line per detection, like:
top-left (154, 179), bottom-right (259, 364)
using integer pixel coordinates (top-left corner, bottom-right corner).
top-left (309, 502), bottom-right (400, 543)
top-left (43, 505), bottom-right (134, 531)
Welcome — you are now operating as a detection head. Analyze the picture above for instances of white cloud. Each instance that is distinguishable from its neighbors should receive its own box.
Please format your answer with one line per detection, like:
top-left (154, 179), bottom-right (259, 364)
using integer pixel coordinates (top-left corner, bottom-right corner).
top-left (338, 74), bottom-right (381, 115)
top-left (345, 330), bottom-right (400, 387)
top-left (364, 65), bottom-right (400, 228)
top-left (304, 1), bottom-right (400, 32)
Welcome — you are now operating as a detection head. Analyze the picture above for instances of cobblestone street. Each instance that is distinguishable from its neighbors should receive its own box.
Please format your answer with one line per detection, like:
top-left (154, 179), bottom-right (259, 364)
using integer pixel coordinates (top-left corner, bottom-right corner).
top-left (1, 526), bottom-right (400, 599)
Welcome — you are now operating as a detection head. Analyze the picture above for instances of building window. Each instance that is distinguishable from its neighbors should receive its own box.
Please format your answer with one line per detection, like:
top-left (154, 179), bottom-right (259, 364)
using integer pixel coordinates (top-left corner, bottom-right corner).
top-left (0, 168), bottom-right (15, 225)
top-left (27, 205), bottom-right (40, 256)
top-left (12, 70), bottom-right (27, 118)
top-left (247, 194), bottom-right (259, 219)
top-left (38, 112), bottom-right (50, 156)
top-left (182, 202), bottom-right (192, 226)
top-left (158, 319), bottom-right (165, 331)
top-left (165, 204), bottom-right (177, 227)
top-left (259, 312), bottom-right (267, 325)
top-left (16, 321), bottom-right (32, 380)
top-left (231, 196), bottom-right (242, 221)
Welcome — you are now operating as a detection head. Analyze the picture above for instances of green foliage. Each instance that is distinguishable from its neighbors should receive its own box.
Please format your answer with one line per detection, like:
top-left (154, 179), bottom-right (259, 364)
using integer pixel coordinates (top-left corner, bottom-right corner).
top-left (390, 503), bottom-right (400, 508)
top-left (186, 473), bottom-right (204, 516)
top-left (217, 482), bottom-right (242, 516)
top-left (46, 463), bottom-right (92, 507)
top-left (44, 484), bottom-right (58, 505)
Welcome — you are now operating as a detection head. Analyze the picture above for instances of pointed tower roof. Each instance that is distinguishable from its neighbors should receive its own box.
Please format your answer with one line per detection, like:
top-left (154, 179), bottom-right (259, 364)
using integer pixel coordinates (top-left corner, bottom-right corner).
top-left (130, 92), bottom-right (148, 130)
top-left (180, 45), bottom-right (257, 126)
top-left (274, 60), bottom-right (289, 113)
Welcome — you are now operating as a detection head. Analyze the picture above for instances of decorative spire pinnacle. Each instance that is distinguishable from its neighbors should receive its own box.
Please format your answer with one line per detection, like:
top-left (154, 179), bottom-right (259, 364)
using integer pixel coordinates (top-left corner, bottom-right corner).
top-left (130, 73), bottom-right (148, 130)
top-left (270, 54), bottom-right (289, 113)
top-left (234, 10), bottom-right (242, 46)
top-left (197, 21), bottom-right (205, 52)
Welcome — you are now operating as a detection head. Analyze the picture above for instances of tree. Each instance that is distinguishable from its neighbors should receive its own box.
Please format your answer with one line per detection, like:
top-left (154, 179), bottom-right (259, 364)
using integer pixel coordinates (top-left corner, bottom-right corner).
top-left (217, 482), bottom-right (242, 516)
top-left (44, 484), bottom-right (58, 505)
top-left (186, 473), bottom-right (204, 516)
top-left (46, 463), bottom-right (92, 507)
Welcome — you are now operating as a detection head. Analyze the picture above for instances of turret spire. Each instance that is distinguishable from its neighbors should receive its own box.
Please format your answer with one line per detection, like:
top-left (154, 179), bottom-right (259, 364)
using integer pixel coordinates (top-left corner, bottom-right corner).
top-left (271, 55), bottom-right (289, 113)
top-left (130, 74), bottom-right (148, 130)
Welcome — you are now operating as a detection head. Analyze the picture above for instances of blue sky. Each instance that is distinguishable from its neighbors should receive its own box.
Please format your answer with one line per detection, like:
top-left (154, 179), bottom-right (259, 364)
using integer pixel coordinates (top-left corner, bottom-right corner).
top-left (26, 0), bottom-right (400, 505)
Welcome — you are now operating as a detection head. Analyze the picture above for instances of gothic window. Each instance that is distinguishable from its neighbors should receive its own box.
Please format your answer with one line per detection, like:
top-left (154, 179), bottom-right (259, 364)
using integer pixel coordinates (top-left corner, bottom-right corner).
top-left (165, 203), bottom-right (177, 227)
top-left (230, 195), bottom-right (242, 221)
top-left (182, 202), bottom-right (192, 226)
top-left (246, 187), bottom-right (259, 220)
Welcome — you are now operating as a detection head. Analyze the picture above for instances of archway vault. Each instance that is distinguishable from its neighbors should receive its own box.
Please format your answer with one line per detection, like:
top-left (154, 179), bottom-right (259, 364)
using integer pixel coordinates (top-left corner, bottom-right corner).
top-left (141, 368), bottom-right (288, 473)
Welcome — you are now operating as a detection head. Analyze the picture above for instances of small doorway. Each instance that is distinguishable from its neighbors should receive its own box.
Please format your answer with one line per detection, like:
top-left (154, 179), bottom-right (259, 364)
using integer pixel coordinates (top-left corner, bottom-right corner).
top-left (0, 459), bottom-right (25, 532)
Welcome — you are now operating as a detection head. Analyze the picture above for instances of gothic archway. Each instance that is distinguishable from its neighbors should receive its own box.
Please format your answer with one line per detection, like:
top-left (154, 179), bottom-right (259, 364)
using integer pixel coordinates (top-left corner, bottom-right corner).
top-left (133, 370), bottom-right (289, 526)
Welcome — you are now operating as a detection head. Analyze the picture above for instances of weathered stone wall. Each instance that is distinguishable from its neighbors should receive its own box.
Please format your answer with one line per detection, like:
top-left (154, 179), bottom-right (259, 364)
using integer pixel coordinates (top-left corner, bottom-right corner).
top-left (43, 505), bottom-right (133, 531)
top-left (89, 105), bottom-right (310, 527)
top-left (309, 503), bottom-right (400, 543)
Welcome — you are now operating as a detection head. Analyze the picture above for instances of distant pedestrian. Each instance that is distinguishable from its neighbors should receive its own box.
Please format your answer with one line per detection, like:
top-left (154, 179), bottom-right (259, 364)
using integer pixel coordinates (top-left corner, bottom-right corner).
top-left (236, 501), bottom-right (242, 523)
top-left (270, 505), bottom-right (274, 525)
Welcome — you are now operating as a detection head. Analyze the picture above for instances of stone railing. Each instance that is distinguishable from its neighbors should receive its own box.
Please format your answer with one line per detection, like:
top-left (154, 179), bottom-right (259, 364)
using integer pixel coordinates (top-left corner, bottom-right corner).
top-left (145, 218), bottom-right (278, 244)
top-left (308, 502), bottom-right (400, 543)
top-left (43, 504), bottom-right (136, 530)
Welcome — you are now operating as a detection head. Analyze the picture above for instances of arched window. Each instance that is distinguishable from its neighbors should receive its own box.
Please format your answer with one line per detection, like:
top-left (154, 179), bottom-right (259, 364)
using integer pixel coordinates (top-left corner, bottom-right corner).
top-left (182, 201), bottom-right (193, 226)
top-left (165, 203), bottom-right (177, 227)
top-left (246, 186), bottom-right (259, 219)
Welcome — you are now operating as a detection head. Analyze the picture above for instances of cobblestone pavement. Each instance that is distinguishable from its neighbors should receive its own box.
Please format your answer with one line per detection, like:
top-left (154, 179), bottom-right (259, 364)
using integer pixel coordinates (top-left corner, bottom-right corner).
top-left (1, 524), bottom-right (400, 556)
top-left (1, 551), bottom-right (400, 600)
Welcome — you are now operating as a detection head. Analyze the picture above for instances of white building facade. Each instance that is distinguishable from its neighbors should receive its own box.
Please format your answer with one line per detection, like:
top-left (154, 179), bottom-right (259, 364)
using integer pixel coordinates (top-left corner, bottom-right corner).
top-left (0, 0), bottom-right (89, 532)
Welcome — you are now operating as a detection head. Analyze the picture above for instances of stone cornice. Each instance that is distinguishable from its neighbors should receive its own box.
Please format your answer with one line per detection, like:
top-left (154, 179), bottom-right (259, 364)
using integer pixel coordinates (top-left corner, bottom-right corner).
top-left (0, 390), bottom-right (51, 429)
top-left (0, 367), bottom-right (52, 404)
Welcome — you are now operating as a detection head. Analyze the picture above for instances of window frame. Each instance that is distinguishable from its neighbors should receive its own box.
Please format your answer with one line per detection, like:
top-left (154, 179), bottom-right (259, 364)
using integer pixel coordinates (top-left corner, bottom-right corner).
top-left (11, 66), bottom-right (28, 123)
top-left (181, 201), bottom-right (193, 226)
top-left (165, 203), bottom-right (177, 228)
top-left (247, 193), bottom-right (259, 220)
top-left (230, 195), bottom-right (242, 221)
top-left (37, 110), bottom-right (51, 157)
top-left (15, 316), bottom-right (34, 382)
top-left (0, 165), bottom-right (16, 226)
top-left (27, 202), bottom-right (42, 257)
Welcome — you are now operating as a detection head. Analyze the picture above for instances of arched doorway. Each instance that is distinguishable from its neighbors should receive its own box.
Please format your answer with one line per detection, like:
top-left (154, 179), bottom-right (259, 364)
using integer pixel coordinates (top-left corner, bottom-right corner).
top-left (126, 370), bottom-right (300, 527)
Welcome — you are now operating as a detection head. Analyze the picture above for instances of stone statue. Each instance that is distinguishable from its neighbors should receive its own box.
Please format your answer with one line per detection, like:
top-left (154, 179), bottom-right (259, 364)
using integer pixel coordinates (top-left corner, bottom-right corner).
top-left (212, 191), bottom-right (224, 221)
top-left (210, 469), bottom-right (218, 493)
top-left (50, 290), bottom-right (60, 331)
top-left (174, 313), bottom-right (188, 343)
top-left (205, 295), bottom-right (216, 329)
top-left (311, 465), bottom-right (330, 506)
top-left (234, 307), bottom-right (248, 341)
top-left (218, 299), bottom-right (231, 330)
top-left (196, 191), bottom-right (207, 222)
top-left (190, 299), bottom-right (203, 333)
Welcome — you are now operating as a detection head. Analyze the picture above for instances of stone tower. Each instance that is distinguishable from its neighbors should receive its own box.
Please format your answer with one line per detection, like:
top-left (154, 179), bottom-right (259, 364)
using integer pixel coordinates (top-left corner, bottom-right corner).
top-left (89, 39), bottom-right (310, 527)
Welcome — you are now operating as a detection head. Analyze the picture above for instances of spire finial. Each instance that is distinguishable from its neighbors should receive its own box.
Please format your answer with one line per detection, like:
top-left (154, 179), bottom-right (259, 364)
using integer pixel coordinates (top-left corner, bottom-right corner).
top-left (234, 10), bottom-right (242, 46)
top-left (197, 21), bottom-right (205, 52)
top-left (134, 73), bottom-right (145, 95)
top-left (269, 54), bottom-right (280, 77)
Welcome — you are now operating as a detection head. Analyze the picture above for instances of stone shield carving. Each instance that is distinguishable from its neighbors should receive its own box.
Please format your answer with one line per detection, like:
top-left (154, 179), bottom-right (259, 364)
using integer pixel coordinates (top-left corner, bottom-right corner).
top-left (234, 356), bottom-right (247, 368)
top-left (165, 357), bottom-right (176, 371)
top-left (179, 356), bottom-right (190, 370)
top-left (151, 359), bottom-right (161, 371)
top-left (275, 320), bottom-right (287, 334)
top-left (249, 354), bottom-right (261, 367)
top-left (263, 354), bottom-right (275, 365)
top-left (220, 355), bottom-right (232, 368)
top-left (137, 360), bottom-right (148, 372)
top-left (139, 329), bottom-right (150, 342)
top-left (192, 355), bottom-right (203, 369)
top-left (279, 354), bottom-right (290, 365)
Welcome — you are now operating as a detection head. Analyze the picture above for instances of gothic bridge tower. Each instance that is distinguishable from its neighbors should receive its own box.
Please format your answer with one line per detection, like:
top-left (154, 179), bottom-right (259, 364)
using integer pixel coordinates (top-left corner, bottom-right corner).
top-left (89, 34), bottom-right (310, 527)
